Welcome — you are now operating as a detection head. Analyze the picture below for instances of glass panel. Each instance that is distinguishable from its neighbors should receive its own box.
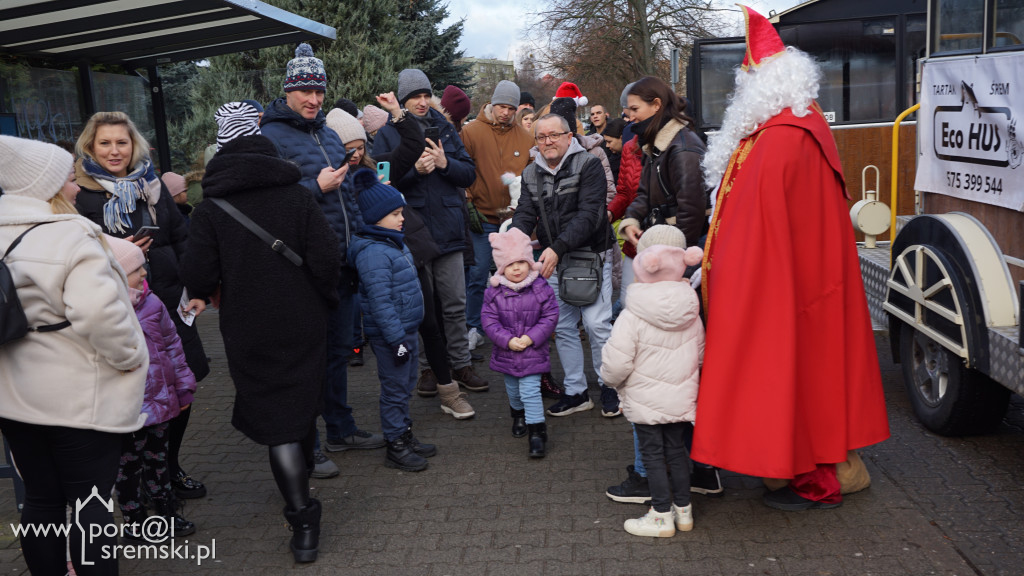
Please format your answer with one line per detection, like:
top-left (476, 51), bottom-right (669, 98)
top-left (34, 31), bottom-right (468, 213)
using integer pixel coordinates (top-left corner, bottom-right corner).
top-left (92, 71), bottom-right (156, 160)
top-left (994, 0), bottom-right (1024, 48)
top-left (780, 19), bottom-right (898, 123)
top-left (697, 42), bottom-right (745, 128)
top-left (0, 67), bottom-right (82, 145)
top-left (906, 14), bottom-right (928, 112)
top-left (935, 0), bottom-right (985, 52)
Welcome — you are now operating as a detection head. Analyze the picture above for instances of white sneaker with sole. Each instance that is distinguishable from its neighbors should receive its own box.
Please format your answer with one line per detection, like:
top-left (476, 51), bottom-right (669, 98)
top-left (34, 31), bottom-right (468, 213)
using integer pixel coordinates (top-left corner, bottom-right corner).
top-left (623, 508), bottom-right (675, 538)
top-left (672, 503), bottom-right (693, 531)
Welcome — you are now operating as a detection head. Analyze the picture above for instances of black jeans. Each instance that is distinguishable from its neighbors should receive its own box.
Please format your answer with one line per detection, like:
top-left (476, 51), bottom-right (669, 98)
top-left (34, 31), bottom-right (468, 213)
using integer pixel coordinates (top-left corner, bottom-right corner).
top-left (635, 421), bottom-right (692, 513)
top-left (417, 266), bottom-right (453, 384)
top-left (0, 418), bottom-right (121, 576)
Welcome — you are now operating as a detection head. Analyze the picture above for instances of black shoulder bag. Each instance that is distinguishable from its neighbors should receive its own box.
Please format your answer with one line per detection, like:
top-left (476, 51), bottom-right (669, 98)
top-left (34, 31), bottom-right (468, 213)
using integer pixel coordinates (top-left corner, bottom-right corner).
top-left (2, 223), bottom-right (71, 345)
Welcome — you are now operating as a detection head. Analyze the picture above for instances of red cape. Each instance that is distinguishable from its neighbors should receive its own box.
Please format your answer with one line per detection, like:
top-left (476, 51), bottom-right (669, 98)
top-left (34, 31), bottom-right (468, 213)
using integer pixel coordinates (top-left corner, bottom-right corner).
top-left (693, 107), bottom-right (890, 479)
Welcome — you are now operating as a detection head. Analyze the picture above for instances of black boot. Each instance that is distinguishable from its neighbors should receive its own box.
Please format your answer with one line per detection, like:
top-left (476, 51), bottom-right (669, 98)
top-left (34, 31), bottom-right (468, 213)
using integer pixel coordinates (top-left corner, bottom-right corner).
top-left (510, 408), bottom-right (527, 438)
top-left (528, 423), bottom-right (547, 458)
top-left (283, 498), bottom-right (321, 563)
top-left (403, 428), bottom-right (436, 458)
top-left (152, 497), bottom-right (196, 538)
top-left (120, 508), bottom-right (150, 543)
top-left (385, 435), bottom-right (429, 472)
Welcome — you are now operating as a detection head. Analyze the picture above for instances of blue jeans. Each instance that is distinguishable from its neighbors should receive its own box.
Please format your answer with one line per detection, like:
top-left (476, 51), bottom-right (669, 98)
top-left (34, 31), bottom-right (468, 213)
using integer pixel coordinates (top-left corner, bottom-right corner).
top-left (546, 250), bottom-right (614, 396)
top-left (369, 334), bottom-right (419, 442)
top-left (504, 373), bottom-right (544, 424)
top-left (465, 222), bottom-right (500, 331)
top-left (633, 424), bottom-right (647, 476)
top-left (317, 287), bottom-right (358, 449)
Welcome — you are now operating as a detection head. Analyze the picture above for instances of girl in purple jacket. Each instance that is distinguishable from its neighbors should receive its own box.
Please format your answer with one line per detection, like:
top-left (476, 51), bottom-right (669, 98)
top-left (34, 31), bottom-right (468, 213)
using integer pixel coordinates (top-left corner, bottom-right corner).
top-left (481, 228), bottom-right (560, 458)
top-left (108, 236), bottom-right (197, 540)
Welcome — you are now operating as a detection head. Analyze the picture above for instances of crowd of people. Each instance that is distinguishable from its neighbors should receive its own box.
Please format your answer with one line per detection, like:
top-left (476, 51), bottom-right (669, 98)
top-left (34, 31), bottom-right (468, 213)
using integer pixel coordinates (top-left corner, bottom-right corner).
top-left (0, 5), bottom-right (891, 571)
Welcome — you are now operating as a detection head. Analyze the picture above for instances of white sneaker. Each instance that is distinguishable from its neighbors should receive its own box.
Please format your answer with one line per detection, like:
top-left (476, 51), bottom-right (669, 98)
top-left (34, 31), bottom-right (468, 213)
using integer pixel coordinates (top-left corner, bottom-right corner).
top-left (467, 327), bottom-right (483, 351)
top-left (623, 507), bottom-right (675, 537)
top-left (672, 503), bottom-right (693, 531)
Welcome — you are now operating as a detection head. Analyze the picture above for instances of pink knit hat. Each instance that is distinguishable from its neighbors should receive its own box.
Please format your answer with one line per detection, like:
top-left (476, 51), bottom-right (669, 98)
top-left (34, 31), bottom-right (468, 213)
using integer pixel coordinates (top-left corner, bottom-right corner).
top-left (160, 171), bottom-right (186, 197)
top-left (361, 104), bottom-right (389, 134)
top-left (633, 244), bottom-right (703, 284)
top-left (488, 228), bottom-right (541, 286)
top-left (106, 235), bottom-right (145, 275)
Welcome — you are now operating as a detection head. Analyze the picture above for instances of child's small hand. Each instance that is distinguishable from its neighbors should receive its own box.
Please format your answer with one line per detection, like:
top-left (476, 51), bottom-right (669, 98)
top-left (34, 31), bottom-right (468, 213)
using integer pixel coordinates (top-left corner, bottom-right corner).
top-left (519, 335), bottom-right (533, 348)
top-left (180, 403), bottom-right (191, 413)
top-left (508, 337), bottom-right (524, 352)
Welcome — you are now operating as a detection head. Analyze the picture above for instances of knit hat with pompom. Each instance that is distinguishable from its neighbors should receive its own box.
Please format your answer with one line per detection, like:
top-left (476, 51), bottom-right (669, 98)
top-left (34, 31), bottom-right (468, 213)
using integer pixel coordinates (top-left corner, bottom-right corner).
top-left (352, 168), bottom-right (405, 225)
top-left (633, 244), bottom-right (703, 284)
top-left (283, 43), bottom-right (326, 92)
top-left (488, 227), bottom-right (541, 286)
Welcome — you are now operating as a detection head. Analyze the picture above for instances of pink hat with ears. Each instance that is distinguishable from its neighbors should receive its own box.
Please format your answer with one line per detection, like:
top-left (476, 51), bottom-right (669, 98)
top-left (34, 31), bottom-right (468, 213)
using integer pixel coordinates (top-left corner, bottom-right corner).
top-left (632, 244), bottom-right (703, 284)
top-left (488, 228), bottom-right (541, 286)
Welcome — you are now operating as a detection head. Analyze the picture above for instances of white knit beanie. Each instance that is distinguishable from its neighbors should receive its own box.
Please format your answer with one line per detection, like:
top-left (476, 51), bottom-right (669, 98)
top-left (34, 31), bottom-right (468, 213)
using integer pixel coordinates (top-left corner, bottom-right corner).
top-left (0, 135), bottom-right (73, 202)
top-left (325, 109), bottom-right (367, 145)
top-left (636, 224), bottom-right (687, 253)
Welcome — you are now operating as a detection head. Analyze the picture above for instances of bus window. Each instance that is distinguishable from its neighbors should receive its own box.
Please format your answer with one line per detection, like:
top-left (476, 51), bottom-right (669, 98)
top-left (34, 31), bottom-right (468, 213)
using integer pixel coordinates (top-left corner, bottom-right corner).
top-left (994, 0), bottom-right (1024, 48)
top-left (934, 0), bottom-right (985, 53)
top-left (697, 42), bottom-right (745, 128)
top-left (905, 14), bottom-right (927, 114)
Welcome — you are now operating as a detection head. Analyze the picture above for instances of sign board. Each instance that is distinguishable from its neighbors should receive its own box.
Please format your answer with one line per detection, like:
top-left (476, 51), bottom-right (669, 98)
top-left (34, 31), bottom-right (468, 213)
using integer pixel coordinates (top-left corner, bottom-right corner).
top-left (915, 53), bottom-right (1024, 211)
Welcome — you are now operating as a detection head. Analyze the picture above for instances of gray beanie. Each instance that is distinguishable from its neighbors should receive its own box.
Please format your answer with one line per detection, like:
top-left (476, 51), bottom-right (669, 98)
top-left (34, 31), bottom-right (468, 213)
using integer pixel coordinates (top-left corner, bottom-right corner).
top-left (0, 135), bottom-right (73, 202)
top-left (397, 69), bottom-right (432, 105)
top-left (620, 82), bottom-right (637, 109)
top-left (491, 80), bottom-right (520, 108)
top-left (325, 109), bottom-right (366, 145)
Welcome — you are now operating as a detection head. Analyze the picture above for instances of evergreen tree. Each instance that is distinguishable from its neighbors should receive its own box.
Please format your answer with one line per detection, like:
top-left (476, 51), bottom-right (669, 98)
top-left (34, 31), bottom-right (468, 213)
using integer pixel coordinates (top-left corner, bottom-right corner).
top-left (398, 0), bottom-right (473, 92)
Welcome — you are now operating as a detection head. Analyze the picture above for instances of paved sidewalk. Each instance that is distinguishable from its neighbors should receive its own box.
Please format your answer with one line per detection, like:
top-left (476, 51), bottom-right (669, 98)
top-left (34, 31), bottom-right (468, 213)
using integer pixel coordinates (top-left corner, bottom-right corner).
top-left (2, 312), bottom-right (1022, 574)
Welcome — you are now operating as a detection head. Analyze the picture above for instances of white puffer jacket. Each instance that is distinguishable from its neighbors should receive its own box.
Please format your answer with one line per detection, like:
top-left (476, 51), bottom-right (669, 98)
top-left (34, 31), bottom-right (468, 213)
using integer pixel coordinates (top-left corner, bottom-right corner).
top-left (600, 280), bottom-right (704, 425)
top-left (0, 194), bottom-right (148, 433)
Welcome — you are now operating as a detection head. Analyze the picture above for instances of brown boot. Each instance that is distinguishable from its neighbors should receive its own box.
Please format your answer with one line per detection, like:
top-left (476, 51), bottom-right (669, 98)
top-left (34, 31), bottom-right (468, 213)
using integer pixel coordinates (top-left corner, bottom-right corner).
top-left (453, 365), bottom-right (489, 392)
top-left (437, 382), bottom-right (475, 419)
top-left (417, 368), bottom-right (438, 397)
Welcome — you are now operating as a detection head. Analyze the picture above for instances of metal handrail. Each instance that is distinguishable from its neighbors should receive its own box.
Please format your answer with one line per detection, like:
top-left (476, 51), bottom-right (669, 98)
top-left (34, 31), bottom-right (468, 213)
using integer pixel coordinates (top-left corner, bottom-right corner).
top-left (891, 103), bottom-right (921, 266)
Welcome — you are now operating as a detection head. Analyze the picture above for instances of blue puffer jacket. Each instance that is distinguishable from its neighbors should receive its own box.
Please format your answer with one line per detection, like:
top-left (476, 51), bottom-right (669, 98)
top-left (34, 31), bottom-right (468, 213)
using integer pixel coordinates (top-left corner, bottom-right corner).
top-left (349, 227), bottom-right (424, 346)
top-left (261, 98), bottom-right (363, 268)
top-left (372, 106), bottom-right (476, 256)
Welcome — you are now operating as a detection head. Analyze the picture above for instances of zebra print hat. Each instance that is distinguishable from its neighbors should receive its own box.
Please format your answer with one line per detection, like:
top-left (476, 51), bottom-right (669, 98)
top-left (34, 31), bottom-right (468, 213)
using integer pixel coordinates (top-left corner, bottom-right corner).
top-left (215, 101), bottom-right (261, 151)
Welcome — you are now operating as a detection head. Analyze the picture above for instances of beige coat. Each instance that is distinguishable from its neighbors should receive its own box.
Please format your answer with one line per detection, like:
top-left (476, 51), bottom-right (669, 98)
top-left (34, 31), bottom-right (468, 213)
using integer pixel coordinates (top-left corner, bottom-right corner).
top-left (601, 280), bottom-right (704, 425)
top-left (0, 195), bottom-right (148, 433)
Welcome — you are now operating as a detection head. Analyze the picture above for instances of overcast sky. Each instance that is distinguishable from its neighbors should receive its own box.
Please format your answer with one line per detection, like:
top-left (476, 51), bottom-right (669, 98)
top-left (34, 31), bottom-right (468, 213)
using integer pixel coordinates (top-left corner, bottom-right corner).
top-left (442, 0), bottom-right (802, 62)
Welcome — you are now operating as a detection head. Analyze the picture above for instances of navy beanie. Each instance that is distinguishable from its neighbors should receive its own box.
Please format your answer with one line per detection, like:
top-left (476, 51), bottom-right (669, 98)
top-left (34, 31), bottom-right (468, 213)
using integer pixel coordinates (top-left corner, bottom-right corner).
top-left (353, 168), bottom-right (405, 225)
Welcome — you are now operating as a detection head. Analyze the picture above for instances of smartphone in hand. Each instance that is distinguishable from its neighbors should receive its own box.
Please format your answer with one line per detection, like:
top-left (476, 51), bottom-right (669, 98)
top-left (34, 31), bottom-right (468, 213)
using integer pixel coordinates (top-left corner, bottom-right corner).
top-left (133, 225), bottom-right (159, 240)
top-left (377, 161), bottom-right (391, 183)
top-left (342, 147), bottom-right (357, 165)
top-left (423, 126), bottom-right (439, 145)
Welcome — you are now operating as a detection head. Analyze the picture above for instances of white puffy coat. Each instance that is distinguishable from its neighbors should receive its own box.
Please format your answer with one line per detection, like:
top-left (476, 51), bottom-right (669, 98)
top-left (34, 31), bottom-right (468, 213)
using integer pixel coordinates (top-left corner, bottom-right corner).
top-left (600, 280), bottom-right (704, 425)
top-left (0, 195), bottom-right (147, 433)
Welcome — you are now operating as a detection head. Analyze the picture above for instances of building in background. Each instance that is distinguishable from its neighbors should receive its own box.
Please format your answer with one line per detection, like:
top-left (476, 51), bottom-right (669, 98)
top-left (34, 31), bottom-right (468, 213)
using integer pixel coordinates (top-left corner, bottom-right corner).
top-left (458, 57), bottom-right (516, 117)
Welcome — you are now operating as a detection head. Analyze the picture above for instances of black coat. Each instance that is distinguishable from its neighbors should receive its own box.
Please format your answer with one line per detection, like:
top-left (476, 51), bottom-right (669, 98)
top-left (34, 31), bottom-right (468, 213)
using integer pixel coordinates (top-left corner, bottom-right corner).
top-left (75, 163), bottom-right (210, 381)
top-left (179, 135), bottom-right (342, 446)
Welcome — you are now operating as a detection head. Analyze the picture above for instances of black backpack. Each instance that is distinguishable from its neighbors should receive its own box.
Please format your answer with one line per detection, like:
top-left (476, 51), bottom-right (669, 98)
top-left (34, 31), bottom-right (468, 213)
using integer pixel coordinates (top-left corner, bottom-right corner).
top-left (1, 223), bottom-right (70, 345)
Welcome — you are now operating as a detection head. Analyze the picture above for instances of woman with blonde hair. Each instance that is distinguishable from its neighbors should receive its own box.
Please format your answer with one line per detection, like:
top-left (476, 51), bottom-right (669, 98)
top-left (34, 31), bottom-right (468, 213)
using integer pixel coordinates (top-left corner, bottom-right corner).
top-left (75, 111), bottom-right (211, 501)
top-left (0, 135), bottom-right (148, 575)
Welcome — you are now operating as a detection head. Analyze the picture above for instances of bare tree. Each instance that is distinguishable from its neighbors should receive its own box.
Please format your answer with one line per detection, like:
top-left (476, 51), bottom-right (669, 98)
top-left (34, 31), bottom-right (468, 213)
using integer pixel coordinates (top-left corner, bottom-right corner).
top-left (524, 0), bottom-right (731, 108)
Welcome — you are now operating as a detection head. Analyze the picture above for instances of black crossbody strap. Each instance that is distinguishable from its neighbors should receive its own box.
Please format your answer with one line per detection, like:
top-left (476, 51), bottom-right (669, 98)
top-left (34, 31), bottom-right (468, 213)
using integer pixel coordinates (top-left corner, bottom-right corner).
top-left (4, 222), bottom-right (71, 333)
top-left (208, 198), bottom-right (303, 266)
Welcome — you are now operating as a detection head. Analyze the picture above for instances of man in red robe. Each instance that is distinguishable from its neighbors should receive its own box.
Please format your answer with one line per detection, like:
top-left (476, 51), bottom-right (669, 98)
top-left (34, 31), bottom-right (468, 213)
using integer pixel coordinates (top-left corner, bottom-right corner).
top-left (692, 5), bottom-right (890, 510)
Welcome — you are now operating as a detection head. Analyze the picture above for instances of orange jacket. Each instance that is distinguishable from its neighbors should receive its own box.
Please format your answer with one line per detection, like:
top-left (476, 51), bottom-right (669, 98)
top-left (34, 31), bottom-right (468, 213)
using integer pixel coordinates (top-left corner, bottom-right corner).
top-left (461, 104), bottom-right (535, 224)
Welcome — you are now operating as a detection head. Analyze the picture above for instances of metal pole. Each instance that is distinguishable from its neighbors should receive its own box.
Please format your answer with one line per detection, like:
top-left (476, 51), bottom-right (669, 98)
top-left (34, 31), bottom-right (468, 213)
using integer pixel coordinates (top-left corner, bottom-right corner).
top-left (147, 66), bottom-right (172, 173)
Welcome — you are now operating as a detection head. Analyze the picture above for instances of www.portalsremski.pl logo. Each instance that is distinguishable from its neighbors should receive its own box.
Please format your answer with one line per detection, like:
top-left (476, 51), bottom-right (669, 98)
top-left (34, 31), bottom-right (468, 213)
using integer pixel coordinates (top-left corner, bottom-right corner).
top-left (10, 486), bottom-right (217, 565)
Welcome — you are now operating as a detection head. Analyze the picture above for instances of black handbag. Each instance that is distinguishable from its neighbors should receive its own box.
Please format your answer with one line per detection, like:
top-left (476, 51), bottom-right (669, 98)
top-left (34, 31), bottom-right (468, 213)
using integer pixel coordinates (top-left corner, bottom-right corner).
top-left (1, 223), bottom-right (70, 345)
top-left (534, 175), bottom-right (602, 307)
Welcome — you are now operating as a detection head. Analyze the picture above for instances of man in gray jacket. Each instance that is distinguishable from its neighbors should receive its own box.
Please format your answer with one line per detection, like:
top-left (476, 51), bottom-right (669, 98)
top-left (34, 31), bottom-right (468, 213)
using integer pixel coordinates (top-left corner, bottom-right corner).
top-left (511, 114), bottom-right (616, 417)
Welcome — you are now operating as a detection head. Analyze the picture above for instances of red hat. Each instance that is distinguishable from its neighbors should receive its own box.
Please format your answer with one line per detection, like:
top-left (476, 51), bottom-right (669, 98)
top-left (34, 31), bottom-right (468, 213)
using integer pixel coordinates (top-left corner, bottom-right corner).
top-left (441, 85), bottom-right (471, 123)
top-left (553, 82), bottom-right (588, 107)
top-left (740, 5), bottom-right (785, 71)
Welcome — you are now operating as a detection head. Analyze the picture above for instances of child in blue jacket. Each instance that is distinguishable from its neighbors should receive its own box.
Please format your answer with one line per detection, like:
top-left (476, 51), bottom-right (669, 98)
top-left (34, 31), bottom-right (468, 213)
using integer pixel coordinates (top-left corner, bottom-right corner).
top-left (348, 169), bottom-right (434, 471)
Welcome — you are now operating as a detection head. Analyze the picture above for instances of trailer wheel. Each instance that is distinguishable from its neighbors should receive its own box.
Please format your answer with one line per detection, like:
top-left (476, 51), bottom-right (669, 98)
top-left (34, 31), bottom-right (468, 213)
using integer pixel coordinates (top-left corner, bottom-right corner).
top-left (900, 326), bottom-right (1010, 435)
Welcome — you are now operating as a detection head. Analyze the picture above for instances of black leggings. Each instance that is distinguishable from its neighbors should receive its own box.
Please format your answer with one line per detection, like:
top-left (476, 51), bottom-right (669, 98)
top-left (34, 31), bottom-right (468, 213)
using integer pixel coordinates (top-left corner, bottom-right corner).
top-left (417, 266), bottom-right (453, 384)
top-left (166, 404), bottom-right (191, 478)
top-left (268, 424), bottom-right (316, 512)
top-left (0, 418), bottom-right (121, 576)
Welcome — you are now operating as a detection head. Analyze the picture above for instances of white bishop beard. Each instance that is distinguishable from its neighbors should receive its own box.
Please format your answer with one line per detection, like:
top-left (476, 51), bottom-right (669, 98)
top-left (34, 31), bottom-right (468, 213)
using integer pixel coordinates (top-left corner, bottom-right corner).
top-left (701, 47), bottom-right (823, 189)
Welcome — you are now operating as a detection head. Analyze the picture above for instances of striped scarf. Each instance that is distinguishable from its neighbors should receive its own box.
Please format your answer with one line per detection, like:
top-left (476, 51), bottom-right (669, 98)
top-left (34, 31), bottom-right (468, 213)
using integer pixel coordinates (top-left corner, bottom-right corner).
top-left (80, 157), bottom-right (157, 234)
top-left (215, 102), bottom-right (262, 151)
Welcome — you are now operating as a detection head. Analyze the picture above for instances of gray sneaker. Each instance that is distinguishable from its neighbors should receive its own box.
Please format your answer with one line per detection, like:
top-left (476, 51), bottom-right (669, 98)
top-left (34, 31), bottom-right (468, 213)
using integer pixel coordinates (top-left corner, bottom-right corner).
top-left (310, 450), bottom-right (339, 479)
top-left (325, 430), bottom-right (386, 452)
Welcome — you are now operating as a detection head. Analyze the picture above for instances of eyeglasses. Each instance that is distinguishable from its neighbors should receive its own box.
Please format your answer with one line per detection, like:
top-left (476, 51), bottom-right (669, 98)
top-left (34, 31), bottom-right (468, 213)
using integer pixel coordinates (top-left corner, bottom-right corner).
top-left (535, 132), bottom-right (569, 144)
